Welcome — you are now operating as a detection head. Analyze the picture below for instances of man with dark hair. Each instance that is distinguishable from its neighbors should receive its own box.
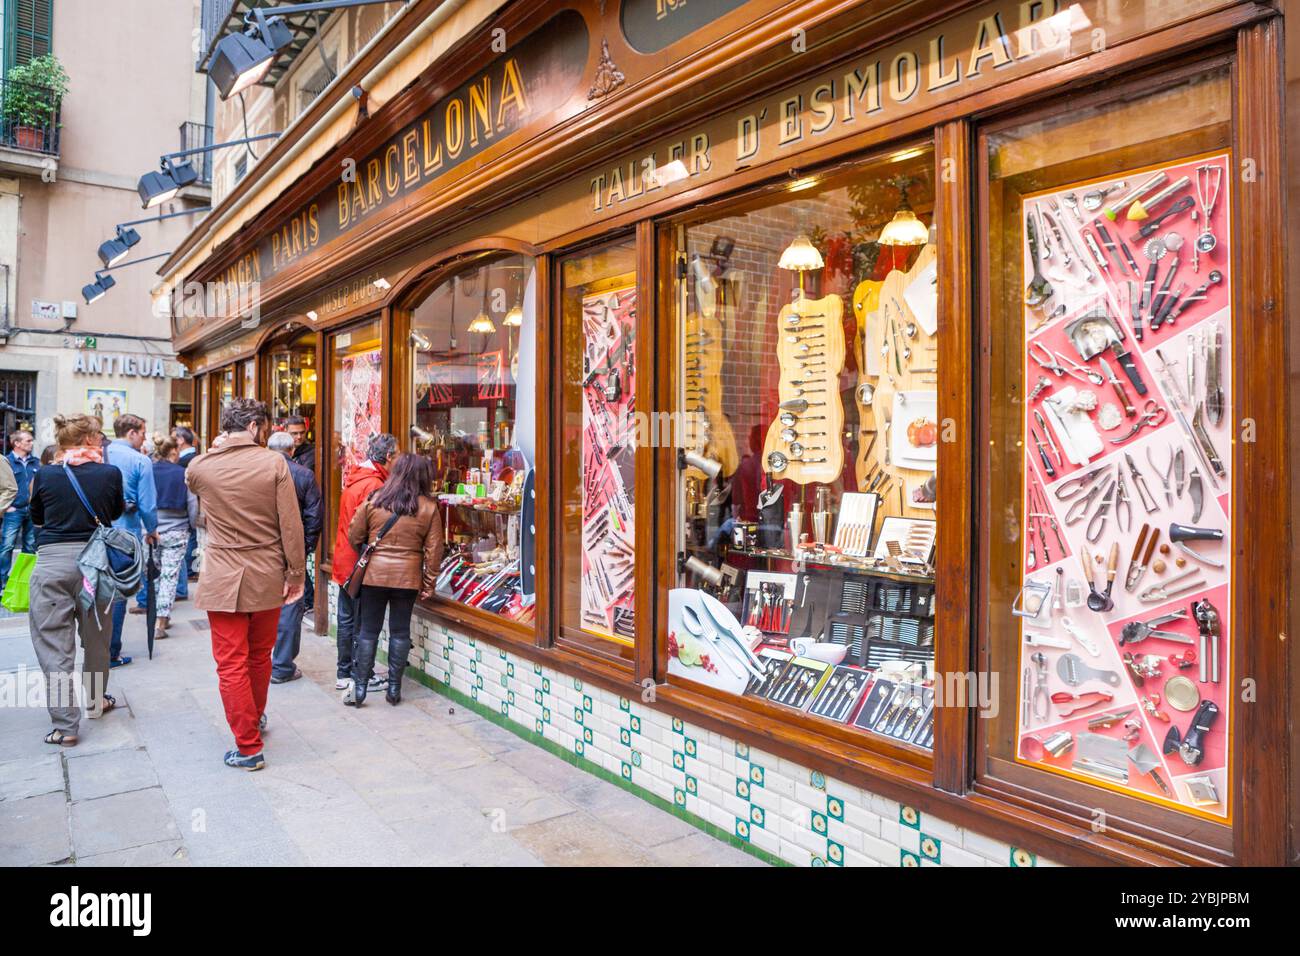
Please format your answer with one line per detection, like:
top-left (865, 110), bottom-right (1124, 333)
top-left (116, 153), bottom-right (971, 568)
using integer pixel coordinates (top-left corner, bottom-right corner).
top-left (331, 432), bottom-right (397, 691)
top-left (266, 431), bottom-right (322, 684)
top-left (284, 416), bottom-right (315, 473)
top-left (171, 426), bottom-right (199, 600)
top-left (172, 426), bottom-right (198, 468)
top-left (106, 414), bottom-right (157, 667)
top-left (186, 398), bottom-right (305, 771)
top-left (1, 430), bottom-right (38, 589)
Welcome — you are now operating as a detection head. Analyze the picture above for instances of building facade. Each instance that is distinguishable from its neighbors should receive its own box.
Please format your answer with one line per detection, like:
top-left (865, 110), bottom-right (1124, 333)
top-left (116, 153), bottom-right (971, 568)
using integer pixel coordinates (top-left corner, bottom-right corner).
top-left (0, 0), bottom-right (207, 449)
top-left (163, 0), bottom-right (1298, 867)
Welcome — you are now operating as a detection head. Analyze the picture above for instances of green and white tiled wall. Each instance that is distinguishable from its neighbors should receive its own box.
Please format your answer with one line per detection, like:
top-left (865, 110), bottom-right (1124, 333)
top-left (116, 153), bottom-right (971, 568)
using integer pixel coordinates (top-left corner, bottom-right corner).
top-left (327, 583), bottom-right (1055, 867)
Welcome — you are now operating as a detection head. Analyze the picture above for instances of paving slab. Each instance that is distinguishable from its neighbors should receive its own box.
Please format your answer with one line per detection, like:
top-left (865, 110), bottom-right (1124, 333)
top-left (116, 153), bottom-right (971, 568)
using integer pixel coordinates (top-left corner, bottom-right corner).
top-left (0, 791), bottom-right (71, 867)
top-left (68, 787), bottom-right (182, 859)
top-left (0, 753), bottom-right (65, 802)
top-left (77, 839), bottom-right (190, 867)
top-left (67, 747), bottom-right (159, 803)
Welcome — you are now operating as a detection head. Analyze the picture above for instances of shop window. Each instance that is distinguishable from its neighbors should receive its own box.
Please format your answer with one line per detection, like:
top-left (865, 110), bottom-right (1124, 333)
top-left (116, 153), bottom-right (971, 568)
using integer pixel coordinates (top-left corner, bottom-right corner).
top-left (670, 146), bottom-right (939, 748)
top-left (219, 366), bottom-right (235, 413)
top-left (240, 359), bottom-right (256, 399)
top-left (268, 330), bottom-right (318, 440)
top-left (328, 319), bottom-right (383, 555)
top-left (410, 254), bottom-right (536, 624)
top-left (556, 238), bottom-right (638, 648)
top-left (981, 68), bottom-right (1233, 827)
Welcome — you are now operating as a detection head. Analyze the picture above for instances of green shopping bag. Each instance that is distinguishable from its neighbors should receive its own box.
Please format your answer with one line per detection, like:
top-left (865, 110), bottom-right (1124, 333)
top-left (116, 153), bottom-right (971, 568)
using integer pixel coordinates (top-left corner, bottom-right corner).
top-left (1, 551), bottom-right (36, 613)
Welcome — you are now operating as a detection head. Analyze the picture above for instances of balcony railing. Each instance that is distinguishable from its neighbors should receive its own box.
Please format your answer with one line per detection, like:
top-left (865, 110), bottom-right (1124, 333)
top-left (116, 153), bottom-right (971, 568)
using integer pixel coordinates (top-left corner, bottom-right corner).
top-left (179, 121), bottom-right (215, 185)
top-left (199, 0), bottom-right (240, 69)
top-left (0, 76), bottom-right (62, 157)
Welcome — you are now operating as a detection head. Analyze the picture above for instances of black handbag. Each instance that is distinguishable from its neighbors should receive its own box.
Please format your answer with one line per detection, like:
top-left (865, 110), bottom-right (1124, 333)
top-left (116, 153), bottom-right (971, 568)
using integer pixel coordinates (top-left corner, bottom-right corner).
top-left (344, 510), bottom-right (400, 600)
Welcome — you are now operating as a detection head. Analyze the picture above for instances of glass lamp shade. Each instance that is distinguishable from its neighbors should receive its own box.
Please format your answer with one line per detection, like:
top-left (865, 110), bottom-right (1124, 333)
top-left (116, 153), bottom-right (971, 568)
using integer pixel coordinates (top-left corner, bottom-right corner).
top-left (503, 304), bottom-right (524, 328)
top-left (778, 235), bottom-right (825, 272)
top-left (879, 208), bottom-right (930, 246)
top-left (467, 312), bottom-right (496, 334)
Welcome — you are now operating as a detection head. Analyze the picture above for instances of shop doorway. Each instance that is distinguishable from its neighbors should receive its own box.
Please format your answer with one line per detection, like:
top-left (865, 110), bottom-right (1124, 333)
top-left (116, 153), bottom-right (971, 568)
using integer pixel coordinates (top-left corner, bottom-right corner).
top-left (262, 323), bottom-right (318, 442)
top-left (0, 371), bottom-right (36, 451)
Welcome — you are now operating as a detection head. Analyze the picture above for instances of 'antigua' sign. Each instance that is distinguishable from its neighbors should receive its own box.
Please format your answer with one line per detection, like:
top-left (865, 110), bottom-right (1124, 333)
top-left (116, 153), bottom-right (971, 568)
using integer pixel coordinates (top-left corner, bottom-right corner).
top-left (74, 352), bottom-right (174, 378)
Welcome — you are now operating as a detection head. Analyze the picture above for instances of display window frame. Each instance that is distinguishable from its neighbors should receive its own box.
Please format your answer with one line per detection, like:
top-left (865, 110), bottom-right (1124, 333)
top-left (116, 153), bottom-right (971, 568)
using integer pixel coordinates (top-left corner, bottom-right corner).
top-left (969, 48), bottom-right (1281, 864)
top-left (649, 136), bottom-right (955, 776)
top-left (546, 229), bottom-right (649, 674)
top-left (320, 314), bottom-right (388, 570)
top-left (389, 239), bottom-right (548, 653)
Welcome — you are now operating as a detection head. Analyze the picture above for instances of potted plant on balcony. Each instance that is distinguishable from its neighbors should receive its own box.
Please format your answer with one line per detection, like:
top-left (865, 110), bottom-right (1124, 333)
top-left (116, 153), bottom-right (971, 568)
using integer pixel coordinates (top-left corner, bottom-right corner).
top-left (3, 55), bottom-right (69, 152)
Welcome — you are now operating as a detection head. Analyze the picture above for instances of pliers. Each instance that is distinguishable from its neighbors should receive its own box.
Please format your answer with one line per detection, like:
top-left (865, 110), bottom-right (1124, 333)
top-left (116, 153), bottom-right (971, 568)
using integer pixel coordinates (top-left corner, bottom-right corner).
top-left (1145, 444), bottom-right (1175, 506)
top-left (1113, 467), bottom-right (1134, 533)
top-left (1084, 478), bottom-right (1118, 543)
top-left (1054, 465), bottom-right (1109, 501)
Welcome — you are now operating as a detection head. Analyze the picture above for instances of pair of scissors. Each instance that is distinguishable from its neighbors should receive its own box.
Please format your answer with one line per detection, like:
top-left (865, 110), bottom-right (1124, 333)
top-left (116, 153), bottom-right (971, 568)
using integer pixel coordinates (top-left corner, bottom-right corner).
top-left (1109, 400), bottom-right (1168, 443)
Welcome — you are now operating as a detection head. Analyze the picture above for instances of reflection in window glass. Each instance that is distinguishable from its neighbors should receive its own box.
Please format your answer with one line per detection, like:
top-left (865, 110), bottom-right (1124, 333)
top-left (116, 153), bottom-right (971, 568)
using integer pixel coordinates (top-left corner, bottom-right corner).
top-left (558, 238), bottom-right (638, 646)
top-left (672, 148), bottom-right (939, 748)
top-left (269, 331), bottom-right (317, 440)
top-left (411, 254), bottom-right (536, 623)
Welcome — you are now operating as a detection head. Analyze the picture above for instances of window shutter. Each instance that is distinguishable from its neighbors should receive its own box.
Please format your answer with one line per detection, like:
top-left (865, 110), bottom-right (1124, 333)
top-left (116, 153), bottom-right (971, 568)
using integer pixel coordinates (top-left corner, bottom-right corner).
top-left (5, 0), bottom-right (54, 71)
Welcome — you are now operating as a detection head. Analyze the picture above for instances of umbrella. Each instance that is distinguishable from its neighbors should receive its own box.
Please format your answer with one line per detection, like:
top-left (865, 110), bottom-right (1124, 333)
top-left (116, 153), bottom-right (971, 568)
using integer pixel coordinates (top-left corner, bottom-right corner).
top-left (145, 542), bottom-right (159, 659)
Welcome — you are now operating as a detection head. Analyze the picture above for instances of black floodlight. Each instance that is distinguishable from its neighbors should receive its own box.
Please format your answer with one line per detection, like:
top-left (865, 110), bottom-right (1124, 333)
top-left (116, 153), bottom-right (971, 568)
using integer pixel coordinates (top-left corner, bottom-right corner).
top-left (211, 2), bottom-right (411, 101)
top-left (97, 208), bottom-right (209, 267)
top-left (78, 252), bottom-right (172, 307)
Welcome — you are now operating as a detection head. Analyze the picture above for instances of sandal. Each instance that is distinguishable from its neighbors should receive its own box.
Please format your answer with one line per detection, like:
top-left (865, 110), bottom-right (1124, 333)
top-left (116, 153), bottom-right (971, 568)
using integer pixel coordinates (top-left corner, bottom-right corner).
top-left (44, 729), bottom-right (78, 747)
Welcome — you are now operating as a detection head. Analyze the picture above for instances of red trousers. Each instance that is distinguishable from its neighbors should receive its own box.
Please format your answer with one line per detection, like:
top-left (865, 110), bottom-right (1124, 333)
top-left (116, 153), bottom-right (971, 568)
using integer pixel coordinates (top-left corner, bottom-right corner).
top-left (208, 609), bottom-right (280, 755)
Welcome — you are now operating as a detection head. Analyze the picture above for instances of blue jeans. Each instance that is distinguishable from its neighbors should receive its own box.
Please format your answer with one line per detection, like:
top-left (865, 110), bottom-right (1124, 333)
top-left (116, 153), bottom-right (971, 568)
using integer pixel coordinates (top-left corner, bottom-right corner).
top-left (272, 593), bottom-right (307, 679)
top-left (0, 508), bottom-right (36, 586)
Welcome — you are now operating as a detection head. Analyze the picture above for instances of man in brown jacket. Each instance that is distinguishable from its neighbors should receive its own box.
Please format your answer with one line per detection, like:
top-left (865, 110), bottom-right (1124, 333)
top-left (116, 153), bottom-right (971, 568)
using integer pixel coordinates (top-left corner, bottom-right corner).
top-left (186, 398), bottom-right (304, 771)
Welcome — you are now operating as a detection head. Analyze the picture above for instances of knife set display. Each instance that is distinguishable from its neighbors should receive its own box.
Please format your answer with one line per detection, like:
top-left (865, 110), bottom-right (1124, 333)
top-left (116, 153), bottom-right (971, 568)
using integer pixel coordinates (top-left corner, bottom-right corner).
top-left (1012, 152), bottom-right (1233, 819)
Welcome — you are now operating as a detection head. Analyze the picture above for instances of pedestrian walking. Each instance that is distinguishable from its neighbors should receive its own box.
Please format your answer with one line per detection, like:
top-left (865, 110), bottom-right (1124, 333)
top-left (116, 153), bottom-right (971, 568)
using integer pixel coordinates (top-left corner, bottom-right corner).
top-left (171, 426), bottom-right (199, 600)
top-left (344, 453), bottom-right (443, 707)
top-left (105, 414), bottom-right (158, 668)
top-left (1, 429), bottom-right (40, 589)
top-left (27, 414), bottom-right (126, 747)
top-left (185, 398), bottom-right (304, 771)
top-left (266, 431), bottom-right (322, 684)
top-left (284, 415), bottom-right (315, 473)
top-left (331, 432), bottom-right (395, 692)
top-left (150, 433), bottom-right (198, 636)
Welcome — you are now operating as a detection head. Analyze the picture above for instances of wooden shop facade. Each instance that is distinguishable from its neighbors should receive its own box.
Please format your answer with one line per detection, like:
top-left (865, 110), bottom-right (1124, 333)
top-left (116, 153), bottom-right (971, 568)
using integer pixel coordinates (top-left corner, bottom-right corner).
top-left (164, 0), bottom-right (1297, 867)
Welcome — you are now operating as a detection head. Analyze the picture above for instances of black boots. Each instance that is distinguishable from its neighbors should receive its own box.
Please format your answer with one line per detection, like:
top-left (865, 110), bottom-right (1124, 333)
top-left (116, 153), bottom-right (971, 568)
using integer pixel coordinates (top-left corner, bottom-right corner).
top-left (385, 633), bottom-right (411, 706)
top-left (347, 633), bottom-right (379, 707)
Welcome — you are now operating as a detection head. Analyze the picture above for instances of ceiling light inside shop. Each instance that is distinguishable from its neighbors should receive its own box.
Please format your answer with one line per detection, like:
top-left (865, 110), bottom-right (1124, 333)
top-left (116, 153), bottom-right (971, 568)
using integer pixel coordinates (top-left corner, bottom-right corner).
top-left (503, 304), bottom-right (524, 328)
top-left (879, 177), bottom-right (929, 247)
top-left (467, 311), bottom-right (496, 335)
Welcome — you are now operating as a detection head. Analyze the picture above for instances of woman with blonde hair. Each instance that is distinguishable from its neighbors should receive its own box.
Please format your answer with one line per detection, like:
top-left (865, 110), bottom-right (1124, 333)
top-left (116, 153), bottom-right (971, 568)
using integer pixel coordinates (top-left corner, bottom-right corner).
top-left (27, 414), bottom-right (125, 746)
top-left (150, 432), bottom-right (198, 635)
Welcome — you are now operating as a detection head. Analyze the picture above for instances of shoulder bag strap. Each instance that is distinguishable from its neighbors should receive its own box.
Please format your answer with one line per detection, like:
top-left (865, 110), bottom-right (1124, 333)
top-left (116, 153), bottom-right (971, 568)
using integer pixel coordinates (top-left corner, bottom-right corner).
top-left (369, 512), bottom-right (401, 549)
top-left (62, 463), bottom-right (104, 527)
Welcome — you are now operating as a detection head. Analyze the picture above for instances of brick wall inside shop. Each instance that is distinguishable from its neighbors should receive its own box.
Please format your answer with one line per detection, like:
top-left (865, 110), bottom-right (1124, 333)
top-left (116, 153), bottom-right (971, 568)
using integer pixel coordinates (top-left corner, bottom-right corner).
top-left (688, 191), bottom-right (861, 468)
top-left (327, 581), bottom-right (1056, 867)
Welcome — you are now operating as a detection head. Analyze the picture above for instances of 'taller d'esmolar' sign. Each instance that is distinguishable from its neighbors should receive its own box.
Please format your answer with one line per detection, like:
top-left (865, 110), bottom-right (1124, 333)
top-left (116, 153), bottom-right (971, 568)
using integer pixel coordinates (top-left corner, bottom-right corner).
top-left (256, 10), bottom-right (589, 280)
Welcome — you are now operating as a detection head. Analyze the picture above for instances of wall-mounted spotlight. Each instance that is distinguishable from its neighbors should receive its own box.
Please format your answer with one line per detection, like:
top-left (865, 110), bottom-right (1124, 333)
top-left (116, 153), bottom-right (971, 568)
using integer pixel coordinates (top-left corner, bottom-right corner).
top-left (97, 207), bottom-right (211, 267)
top-left (210, 1), bottom-right (414, 100)
top-left (79, 252), bottom-right (172, 307)
top-left (137, 135), bottom-right (279, 208)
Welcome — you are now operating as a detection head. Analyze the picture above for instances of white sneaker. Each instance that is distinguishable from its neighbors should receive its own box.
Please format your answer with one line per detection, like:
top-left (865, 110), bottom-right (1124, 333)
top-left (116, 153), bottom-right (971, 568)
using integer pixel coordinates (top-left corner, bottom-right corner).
top-left (335, 677), bottom-right (349, 690)
top-left (341, 681), bottom-right (357, 706)
top-left (367, 674), bottom-right (387, 691)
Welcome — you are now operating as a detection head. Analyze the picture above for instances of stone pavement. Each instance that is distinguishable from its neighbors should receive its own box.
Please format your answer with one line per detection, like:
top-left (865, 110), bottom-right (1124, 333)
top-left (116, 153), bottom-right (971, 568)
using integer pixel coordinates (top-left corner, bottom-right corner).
top-left (0, 596), bottom-right (762, 867)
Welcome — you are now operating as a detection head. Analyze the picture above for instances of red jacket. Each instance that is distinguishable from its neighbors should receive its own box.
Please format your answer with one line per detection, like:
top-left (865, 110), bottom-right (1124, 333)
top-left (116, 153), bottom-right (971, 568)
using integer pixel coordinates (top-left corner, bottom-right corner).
top-left (332, 460), bottom-right (388, 584)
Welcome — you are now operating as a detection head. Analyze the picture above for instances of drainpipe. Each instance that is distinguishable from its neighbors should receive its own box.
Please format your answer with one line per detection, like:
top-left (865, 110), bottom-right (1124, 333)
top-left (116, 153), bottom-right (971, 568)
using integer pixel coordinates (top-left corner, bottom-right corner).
top-left (174, 0), bottom-right (472, 276)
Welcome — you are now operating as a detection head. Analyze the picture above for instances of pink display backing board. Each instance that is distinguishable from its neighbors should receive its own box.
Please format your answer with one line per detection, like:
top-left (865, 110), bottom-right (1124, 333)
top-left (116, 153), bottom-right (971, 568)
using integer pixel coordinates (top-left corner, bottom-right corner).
top-left (1013, 151), bottom-right (1233, 822)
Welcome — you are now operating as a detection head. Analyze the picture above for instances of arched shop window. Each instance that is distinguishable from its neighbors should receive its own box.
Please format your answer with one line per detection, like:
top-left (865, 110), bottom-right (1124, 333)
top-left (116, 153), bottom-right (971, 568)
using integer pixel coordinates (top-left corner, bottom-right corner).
top-left (409, 253), bottom-right (537, 623)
